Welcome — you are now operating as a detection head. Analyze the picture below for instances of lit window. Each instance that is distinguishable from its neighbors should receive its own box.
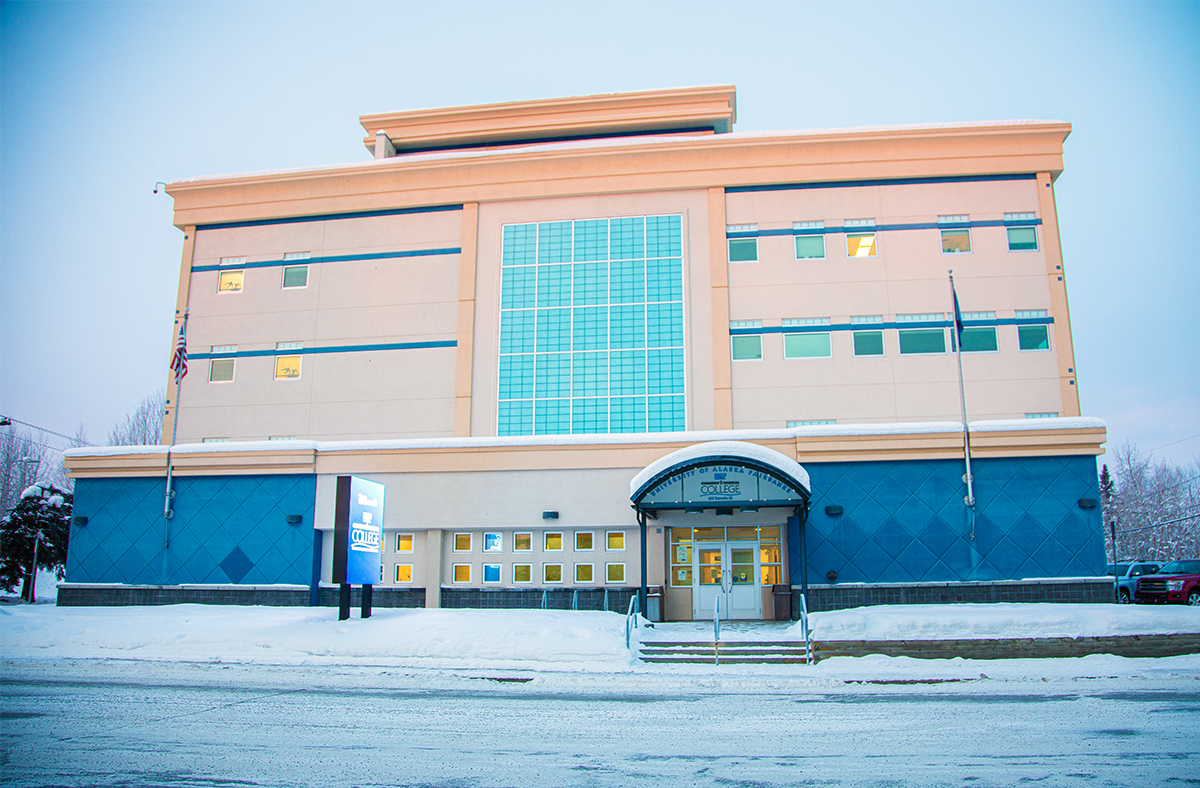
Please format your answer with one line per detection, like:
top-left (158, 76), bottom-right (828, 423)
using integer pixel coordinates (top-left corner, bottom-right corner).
top-left (575, 532), bottom-right (594, 551)
top-left (787, 420), bottom-right (835, 427)
top-left (209, 358), bottom-right (234, 382)
top-left (575, 563), bottom-right (594, 584)
top-left (846, 234), bottom-right (876, 257)
top-left (453, 533), bottom-right (472, 552)
top-left (282, 266), bottom-right (308, 289)
top-left (396, 533), bottom-right (413, 553)
top-left (452, 564), bottom-right (471, 583)
top-left (274, 355), bottom-right (301, 379)
top-left (606, 563), bottom-right (626, 584)
top-left (217, 270), bottom-right (244, 293)
top-left (513, 564), bottom-right (533, 583)
top-left (395, 565), bottom-right (412, 583)
top-left (670, 529), bottom-right (692, 587)
top-left (483, 532), bottom-right (502, 552)
top-left (606, 531), bottom-right (625, 551)
top-left (1025, 412), bottom-right (1058, 419)
top-left (793, 222), bottom-right (825, 259)
top-left (483, 564), bottom-right (502, 584)
top-left (728, 238), bottom-right (758, 263)
top-left (543, 563), bottom-right (563, 584)
top-left (940, 228), bottom-right (972, 254)
top-left (544, 532), bottom-right (563, 551)
top-left (1019, 325), bottom-right (1050, 350)
top-left (514, 532), bottom-right (532, 552)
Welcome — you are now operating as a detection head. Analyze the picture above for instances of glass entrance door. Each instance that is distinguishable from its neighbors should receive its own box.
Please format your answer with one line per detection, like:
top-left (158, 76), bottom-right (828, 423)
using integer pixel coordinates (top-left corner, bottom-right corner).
top-left (695, 542), bottom-right (761, 620)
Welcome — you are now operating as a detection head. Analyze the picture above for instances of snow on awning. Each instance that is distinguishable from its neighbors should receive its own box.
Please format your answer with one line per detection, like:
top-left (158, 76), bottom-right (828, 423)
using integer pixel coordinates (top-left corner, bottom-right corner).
top-left (629, 441), bottom-right (810, 511)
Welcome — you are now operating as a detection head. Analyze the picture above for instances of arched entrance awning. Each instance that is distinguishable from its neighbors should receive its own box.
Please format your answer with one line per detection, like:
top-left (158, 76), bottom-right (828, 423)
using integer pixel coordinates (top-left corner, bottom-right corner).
top-left (629, 441), bottom-right (811, 512)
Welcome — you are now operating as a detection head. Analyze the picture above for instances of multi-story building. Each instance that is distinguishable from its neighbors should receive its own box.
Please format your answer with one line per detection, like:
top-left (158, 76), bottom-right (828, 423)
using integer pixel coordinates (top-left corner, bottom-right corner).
top-left (63, 87), bottom-right (1109, 617)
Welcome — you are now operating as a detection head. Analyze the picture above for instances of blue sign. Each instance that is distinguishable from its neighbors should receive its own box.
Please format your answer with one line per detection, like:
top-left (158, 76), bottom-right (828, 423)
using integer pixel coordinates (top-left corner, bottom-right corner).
top-left (333, 475), bottom-right (385, 586)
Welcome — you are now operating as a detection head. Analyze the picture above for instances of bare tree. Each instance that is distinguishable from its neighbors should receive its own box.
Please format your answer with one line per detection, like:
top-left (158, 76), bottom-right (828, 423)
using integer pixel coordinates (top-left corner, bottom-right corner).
top-left (1103, 442), bottom-right (1200, 563)
top-left (107, 390), bottom-right (165, 446)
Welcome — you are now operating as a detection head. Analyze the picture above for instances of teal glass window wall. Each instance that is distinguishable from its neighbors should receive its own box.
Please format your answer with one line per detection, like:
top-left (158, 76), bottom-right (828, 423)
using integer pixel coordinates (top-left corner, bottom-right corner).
top-left (499, 216), bottom-right (686, 435)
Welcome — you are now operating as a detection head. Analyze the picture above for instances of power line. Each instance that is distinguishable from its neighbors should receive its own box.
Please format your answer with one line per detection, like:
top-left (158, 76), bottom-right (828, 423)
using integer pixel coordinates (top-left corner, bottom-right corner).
top-left (1148, 432), bottom-right (1200, 452)
top-left (0, 416), bottom-right (97, 447)
top-left (1115, 510), bottom-right (1200, 535)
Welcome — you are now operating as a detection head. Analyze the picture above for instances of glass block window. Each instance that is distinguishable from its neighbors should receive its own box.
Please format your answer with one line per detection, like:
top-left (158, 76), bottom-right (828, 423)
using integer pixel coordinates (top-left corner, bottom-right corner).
top-left (787, 420), bottom-right (836, 427)
top-left (499, 216), bottom-right (685, 435)
top-left (1025, 412), bottom-right (1058, 419)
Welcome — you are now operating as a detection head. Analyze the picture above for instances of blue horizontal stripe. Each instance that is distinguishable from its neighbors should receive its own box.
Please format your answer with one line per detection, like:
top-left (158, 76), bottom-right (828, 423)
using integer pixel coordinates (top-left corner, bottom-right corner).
top-left (192, 247), bottom-right (460, 272)
top-left (729, 317), bottom-right (1054, 335)
top-left (726, 173), bottom-right (1037, 195)
top-left (727, 218), bottom-right (1041, 239)
top-left (195, 203), bottom-right (463, 231)
top-left (192, 340), bottom-right (457, 360)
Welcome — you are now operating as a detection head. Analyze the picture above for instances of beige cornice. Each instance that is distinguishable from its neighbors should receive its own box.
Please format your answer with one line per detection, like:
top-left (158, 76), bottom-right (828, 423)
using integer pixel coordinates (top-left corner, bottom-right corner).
top-left (167, 121), bottom-right (1070, 230)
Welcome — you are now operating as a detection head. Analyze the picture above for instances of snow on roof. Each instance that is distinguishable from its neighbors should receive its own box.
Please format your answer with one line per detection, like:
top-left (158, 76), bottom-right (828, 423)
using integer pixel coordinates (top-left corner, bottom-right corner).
top-left (170, 118), bottom-right (1067, 187)
top-left (63, 418), bottom-right (1105, 459)
top-left (628, 440), bottom-right (810, 498)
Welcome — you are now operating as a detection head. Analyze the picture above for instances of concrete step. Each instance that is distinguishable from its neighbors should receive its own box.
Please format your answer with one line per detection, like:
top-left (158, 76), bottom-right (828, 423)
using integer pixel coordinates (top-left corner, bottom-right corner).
top-left (638, 640), bottom-right (811, 665)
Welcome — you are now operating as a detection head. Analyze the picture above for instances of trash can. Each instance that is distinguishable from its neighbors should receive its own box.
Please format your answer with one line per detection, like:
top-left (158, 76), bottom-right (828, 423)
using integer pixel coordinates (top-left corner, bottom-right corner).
top-left (646, 586), bottom-right (664, 622)
top-left (772, 584), bottom-right (792, 621)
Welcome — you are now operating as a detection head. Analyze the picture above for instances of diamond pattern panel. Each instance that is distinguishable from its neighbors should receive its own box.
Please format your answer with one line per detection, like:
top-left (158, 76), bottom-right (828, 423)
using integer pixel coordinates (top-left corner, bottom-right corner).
top-left (794, 456), bottom-right (1105, 586)
top-left (67, 475), bottom-right (316, 586)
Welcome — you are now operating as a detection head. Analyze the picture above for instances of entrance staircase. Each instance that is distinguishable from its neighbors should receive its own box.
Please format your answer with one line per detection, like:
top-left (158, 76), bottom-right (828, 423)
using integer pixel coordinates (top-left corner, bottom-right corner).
top-left (638, 639), bottom-right (811, 665)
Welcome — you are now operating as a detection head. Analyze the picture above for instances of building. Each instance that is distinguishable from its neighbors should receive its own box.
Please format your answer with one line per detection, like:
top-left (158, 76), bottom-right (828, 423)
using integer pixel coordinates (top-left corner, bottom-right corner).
top-left (61, 87), bottom-right (1109, 617)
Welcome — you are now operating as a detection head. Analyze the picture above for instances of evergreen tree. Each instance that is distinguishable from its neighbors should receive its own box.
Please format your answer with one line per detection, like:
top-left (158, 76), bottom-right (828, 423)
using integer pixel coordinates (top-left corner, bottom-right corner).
top-left (1, 483), bottom-right (72, 601)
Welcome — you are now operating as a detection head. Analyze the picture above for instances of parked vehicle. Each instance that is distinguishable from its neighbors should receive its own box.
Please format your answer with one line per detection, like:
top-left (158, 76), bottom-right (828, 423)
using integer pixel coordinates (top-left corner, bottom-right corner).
top-left (1134, 560), bottom-right (1200, 606)
top-left (1107, 562), bottom-right (1161, 604)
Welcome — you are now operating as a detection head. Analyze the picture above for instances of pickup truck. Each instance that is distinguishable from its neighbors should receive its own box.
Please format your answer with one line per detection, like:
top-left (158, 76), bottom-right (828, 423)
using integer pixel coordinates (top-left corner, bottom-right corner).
top-left (1107, 562), bottom-right (1161, 604)
top-left (1134, 560), bottom-right (1200, 606)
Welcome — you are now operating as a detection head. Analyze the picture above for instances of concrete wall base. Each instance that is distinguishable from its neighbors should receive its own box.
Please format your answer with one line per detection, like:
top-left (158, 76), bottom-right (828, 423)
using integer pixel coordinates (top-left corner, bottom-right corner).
top-left (794, 578), bottom-right (1114, 616)
top-left (440, 587), bottom-right (637, 612)
top-left (56, 584), bottom-right (426, 608)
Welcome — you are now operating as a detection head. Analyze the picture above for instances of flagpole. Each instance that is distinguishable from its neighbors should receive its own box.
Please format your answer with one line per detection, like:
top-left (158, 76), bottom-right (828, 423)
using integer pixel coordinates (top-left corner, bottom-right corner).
top-left (948, 272), bottom-right (977, 535)
top-left (163, 310), bottom-right (188, 546)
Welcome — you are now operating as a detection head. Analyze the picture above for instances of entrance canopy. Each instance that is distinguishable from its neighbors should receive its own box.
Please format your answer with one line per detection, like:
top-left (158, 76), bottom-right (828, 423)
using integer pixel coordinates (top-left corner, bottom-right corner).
top-left (629, 441), bottom-right (811, 512)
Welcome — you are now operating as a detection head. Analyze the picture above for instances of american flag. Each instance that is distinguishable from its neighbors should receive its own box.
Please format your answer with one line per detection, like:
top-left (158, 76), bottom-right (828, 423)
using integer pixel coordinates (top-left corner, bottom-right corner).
top-left (170, 315), bottom-right (188, 383)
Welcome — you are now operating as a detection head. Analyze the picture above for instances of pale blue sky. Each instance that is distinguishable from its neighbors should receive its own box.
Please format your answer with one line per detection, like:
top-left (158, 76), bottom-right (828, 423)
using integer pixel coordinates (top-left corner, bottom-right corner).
top-left (2, 1), bottom-right (1197, 465)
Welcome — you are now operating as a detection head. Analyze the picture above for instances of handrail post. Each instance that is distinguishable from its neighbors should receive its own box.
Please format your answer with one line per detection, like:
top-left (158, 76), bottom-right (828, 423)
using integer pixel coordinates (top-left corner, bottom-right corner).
top-left (800, 592), bottom-right (813, 664)
top-left (713, 595), bottom-right (721, 665)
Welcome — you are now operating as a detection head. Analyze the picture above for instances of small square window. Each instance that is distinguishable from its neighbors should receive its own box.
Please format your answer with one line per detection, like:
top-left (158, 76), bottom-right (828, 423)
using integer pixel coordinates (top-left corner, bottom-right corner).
top-left (282, 265), bottom-right (308, 288)
top-left (606, 531), bottom-right (625, 551)
top-left (728, 238), bottom-right (758, 263)
top-left (1025, 412), bottom-right (1058, 419)
top-left (853, 331), bottom-right (884, 356)
top-left (218, 270), bottom-right (244, 293)
top-left (452, 564), bottom-right (471, 583)
top-left (846, 233), bottom-right (876, 257)
top-left (543, 563), bottom-right (563, 584)
top-left (274, 355), bottom-right (301, 379)
top-left (794, 235), bottom-right (825, 259)
top-left (283, 252), bottom-right (310, 260)
top-left (395, 564), bottom-right (412, 583)
top-left (202, 437), bottom-right (229, 443)
top-left (575, 532), bottom-right (594, 551)
top-left (940, 228), bottom-right (972, 254)
top-left (514, 532), bottom-right (532, 552)
top-left (396, 533), bottom-right (413, 553)
top-left (784, 333), bottom-right (831, 359)
top-left (731, 335), bottom-right (762, 361)
top-left (1018, 325), bottom-right (1050, 350)
top-left (898, 329), bottom-right (946, 355)
top-left (483, 564), bottom-right (502, 584)
top-left (209, 358), bottom-right (235, 382)
top-left (483, 532), bottom-right (502, 552)
top-left (575, 563), bottom-right (594, 584)
top-left (606, 563), bottom-right (626, 584)
top-left (544, 532), bottom-right (563, 551)
top-left (453, 533), bottom-right (472, 552)
top-left (513, 563), bottom-right (533, 583)
top-left (1007, 226), bottom-right (1039, 251)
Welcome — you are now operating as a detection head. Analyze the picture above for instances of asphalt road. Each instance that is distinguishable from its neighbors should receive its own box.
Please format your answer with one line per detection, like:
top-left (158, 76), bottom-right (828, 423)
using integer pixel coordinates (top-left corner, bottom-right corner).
top-left (3, 660), bottom-right (1198, 787)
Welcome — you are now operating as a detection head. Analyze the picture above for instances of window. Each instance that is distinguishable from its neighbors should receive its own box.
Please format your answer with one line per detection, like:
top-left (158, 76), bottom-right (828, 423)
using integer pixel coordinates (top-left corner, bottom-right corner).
top-left (1025, 412), bottom-right (1058, 419)
top-left (1005, 213), bottom-right (1039, 251)
top-left (897, 314), bottom-right (946, 355)
top-left (849, 316), bottom-right (884, 357)
top-left (728, 238), bottom-right (758, 262)
top-left (544, 532), bottom-right (562, 551)
top-left (201, 437), bottom-right (229, 443)
top-left (498, 216), bottom-right (685, 436)
top-left (483, 532), bottom-right (502, 552)
top-left (513, 563), bottom-right (533, 583)
top-left (939, 217), bottom-right (972, 254)
top-left (575, 531), bottom-right (594, 551)
top-left (395, 564), bottom-right (412, 583)
top-left (514, 532), bottom-right (532, 552)
top-left (954, 312), bottom-right (997, 352)
top-left (1019, 325), bottom-right (1050, 350)
top-left (606, 531), bottom-right (625, 551)
top-left (731, 335), bottom-right (761, 360)
top-left (760, 525), bottom-right (783, 585)
top-left (543, 563), bottom-right (563, 584)
top-left (396, 533), bottom-right (414, 553)
top-left (606, 563), bottom-right (626, 584)
top-left (452, 564), bottom-right (471, 583)
top-left (575, 563), bottom-right (594, 584)
top-left (453, 533), bottom-right (472, 552)
top-left (282, 266), bottom-right (308, 288)
top-left (274, 343), bottom-right (303, 380)
top-left (794, 222), bottom-right (825, 259)
top-left (217, 270), bottom-right (244, 293)
top-left (483, 564), bottom-right (502, 584)
top-left (268, 436), bottom-right (296, 441)
top-left (209, 357), bottom-right (235, 383)
top-left (782, 318), bottom-right (831, 359)
top-left (670, 528), bottom-right (692, 587)
top-left (844, 219), bottom-right (876, 257)
top-left (787, 420), bottom-right (835, 427)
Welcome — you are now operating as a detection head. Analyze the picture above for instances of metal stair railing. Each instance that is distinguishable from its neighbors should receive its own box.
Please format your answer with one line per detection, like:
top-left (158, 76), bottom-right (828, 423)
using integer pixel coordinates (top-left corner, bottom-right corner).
top-left (713, 595), bottom-right (721, 665)
top-left (799, 592), bottom-right (813, 664)
top-left (625, 594), bottom-right (640, 651)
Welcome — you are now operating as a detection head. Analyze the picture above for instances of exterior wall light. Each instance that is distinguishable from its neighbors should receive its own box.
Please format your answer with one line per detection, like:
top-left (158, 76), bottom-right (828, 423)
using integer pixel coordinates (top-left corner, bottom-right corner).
top-left (286, 514), bottom-right (303, 524)
top-left (716, 508), bottom-right (734, 516)
top-left (73, 516), bottom-right (88, 526)
top-left (1078, 499), bottom-right (1098, 509)
top-left (825, 505), bottom-right (844, 516)
top-left (684, 506), bottom-right (704, 515)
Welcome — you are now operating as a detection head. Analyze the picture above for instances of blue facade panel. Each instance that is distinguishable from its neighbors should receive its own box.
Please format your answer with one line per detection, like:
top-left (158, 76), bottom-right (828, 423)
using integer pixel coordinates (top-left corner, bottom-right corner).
top-left (68, 474), bottom-right (317, 585)
top-left (789, 455), bottom-right (1105, 585)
